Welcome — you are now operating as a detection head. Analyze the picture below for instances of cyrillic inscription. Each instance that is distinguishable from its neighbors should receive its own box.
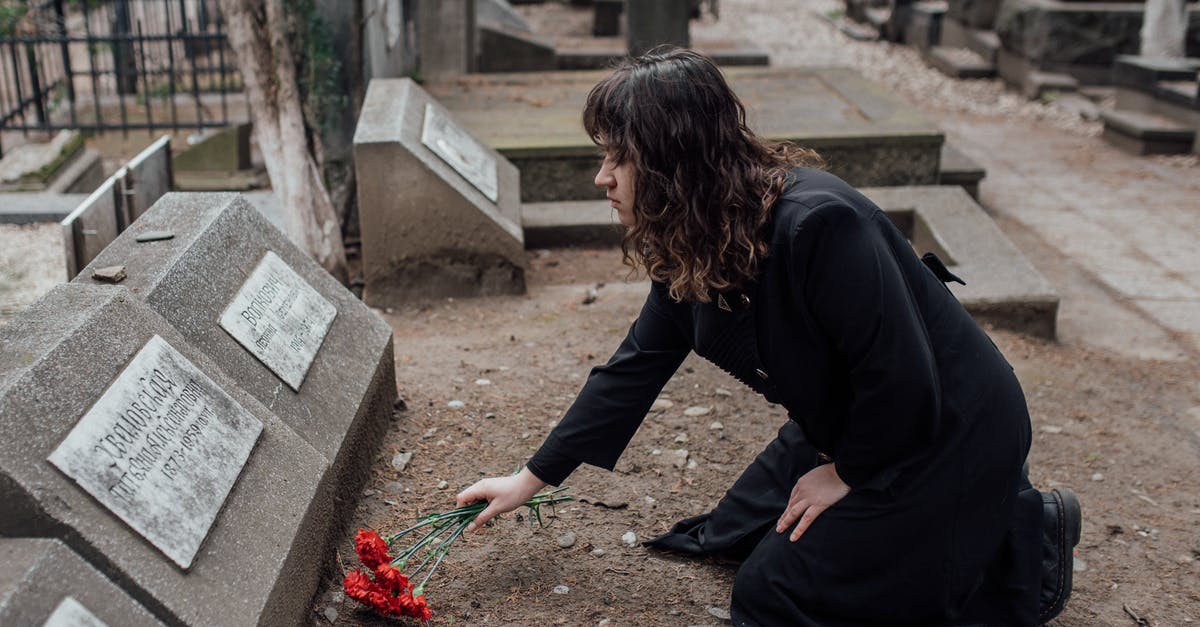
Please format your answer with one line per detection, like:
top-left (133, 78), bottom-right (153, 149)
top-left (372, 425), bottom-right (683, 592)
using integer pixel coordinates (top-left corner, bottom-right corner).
top-left (48, 335), bottom-right (263, 570)
top-left (219, 251), bottom-right (337, 391)
top-left (42, 597), bottom-right (108, 627)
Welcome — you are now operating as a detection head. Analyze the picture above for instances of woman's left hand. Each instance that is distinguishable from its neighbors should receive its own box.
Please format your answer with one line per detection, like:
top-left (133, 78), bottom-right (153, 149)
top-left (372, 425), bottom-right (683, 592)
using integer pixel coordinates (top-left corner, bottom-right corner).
top-left (776, 463), bottom-right (850, 542)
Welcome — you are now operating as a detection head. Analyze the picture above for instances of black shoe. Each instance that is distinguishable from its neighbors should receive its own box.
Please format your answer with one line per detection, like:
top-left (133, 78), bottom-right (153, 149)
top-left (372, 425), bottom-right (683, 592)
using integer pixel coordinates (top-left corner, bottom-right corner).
top-left (1039, 488), bottom-right (1081, 624)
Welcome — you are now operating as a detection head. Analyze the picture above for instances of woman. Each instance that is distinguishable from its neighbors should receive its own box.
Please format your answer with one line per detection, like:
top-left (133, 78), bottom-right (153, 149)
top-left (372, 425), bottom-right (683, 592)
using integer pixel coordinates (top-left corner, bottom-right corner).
top-left (457, 48), bottom-right (1080, 626)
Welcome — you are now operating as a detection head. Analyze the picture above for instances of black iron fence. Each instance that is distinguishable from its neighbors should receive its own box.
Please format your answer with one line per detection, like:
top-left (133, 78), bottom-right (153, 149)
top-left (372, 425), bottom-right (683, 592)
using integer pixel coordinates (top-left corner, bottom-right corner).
top-left (0, 0), bottom-right (239, 157)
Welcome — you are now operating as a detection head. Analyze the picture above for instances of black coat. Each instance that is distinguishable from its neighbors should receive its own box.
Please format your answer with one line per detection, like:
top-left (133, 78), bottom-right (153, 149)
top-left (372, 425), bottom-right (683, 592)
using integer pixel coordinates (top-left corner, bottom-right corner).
top-left (528, 168), bottom-right (1029, 497)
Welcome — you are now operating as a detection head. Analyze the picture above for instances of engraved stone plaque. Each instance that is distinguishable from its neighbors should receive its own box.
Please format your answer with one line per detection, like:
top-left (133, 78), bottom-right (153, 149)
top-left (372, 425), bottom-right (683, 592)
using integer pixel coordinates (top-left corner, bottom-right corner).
top-left (43, 597), bottom-right (109, 627)
top-left (219, 251), bottom-right (337, 391)
top-left (421, 104), bottom-right (500, 202)
top-left (47, 335), bottom-right (262, 570)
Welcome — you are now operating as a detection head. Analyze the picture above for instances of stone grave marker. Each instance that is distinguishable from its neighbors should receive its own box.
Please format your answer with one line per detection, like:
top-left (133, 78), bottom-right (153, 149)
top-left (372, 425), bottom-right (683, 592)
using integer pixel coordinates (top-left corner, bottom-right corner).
top-left (0, 284), bottom-right (331, 626)
top-left (60, 168), bottom-right (126, 279)
top-left (122, 135), bottom-right (173, 224)
top-left (0, 538), bottom-right (163, 627)
top-left (355, 78), bottom-right (526, 306)
top-left (74, 192), bottom-right (396, 528)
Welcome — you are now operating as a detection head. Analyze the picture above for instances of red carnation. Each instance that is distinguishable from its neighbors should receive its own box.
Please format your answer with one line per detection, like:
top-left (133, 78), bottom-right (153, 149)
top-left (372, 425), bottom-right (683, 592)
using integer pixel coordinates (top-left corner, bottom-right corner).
top-left (354, 528), bottom-right (391, 569)
top-left (374, 562), bottom-right (411, 595)
top-left (409, 594), bottom-right (433, 622)
top-left (342, 569), bottom-right (376, 603)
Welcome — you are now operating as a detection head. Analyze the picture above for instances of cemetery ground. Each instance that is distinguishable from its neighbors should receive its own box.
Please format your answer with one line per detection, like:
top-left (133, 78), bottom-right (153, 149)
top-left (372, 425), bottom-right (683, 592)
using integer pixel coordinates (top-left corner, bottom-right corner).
top-left (316, 253), bottom-right (1200, 627)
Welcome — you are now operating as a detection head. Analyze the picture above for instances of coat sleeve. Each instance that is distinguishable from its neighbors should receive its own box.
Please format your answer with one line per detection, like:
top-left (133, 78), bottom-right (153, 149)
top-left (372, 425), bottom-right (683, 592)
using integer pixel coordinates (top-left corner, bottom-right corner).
top-left (527, 284), bottom-right (691, 486)
top-left (788, 202), bottom-right (942, 490)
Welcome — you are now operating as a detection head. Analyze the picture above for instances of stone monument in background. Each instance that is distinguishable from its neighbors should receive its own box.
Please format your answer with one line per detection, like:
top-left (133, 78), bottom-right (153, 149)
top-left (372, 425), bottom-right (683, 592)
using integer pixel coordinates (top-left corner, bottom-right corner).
top-left (354, 78), bottom-right (526, 307)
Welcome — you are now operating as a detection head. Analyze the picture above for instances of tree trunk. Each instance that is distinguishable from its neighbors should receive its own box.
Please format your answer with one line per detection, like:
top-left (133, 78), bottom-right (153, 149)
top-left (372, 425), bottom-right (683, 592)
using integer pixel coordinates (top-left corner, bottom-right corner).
top-left (219, 0), bottom-right (348, 282)
top-left (1140, 0), bottom-right (1187, 58)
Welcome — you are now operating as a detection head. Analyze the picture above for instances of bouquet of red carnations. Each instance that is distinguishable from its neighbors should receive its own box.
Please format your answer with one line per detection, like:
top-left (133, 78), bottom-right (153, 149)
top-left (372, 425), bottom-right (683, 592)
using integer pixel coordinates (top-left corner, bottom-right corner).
top-left (343, 487), bottom-right (571, 622)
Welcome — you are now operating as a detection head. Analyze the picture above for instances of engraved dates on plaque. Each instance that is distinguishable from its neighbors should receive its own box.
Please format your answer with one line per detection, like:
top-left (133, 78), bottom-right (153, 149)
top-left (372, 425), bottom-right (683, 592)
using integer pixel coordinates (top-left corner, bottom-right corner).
top-left (47, 335), bottom-right (263, 570)
top-left (219, 251), bottom-right (337, 391)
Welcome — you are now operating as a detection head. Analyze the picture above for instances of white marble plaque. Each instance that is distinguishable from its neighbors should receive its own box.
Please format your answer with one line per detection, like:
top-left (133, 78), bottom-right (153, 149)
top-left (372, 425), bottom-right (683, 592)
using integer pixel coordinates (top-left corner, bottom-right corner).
top-left (219, 251), bottom-right (337, 391)
top-left (43, 596), bottom-right (109, 627)
top-left (48, 335), bottom-right (263, 570)
top-left (421, 104), bottom-right (500, 202)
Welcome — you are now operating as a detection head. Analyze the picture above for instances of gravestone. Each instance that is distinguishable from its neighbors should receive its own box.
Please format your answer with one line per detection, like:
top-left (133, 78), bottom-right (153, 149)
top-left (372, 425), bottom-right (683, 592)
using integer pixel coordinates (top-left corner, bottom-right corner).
top-left (73, 193), bottom-right (397, 529)
top-left (427, 67), bottom-right (943, 202)
top-left (627, 0), bottom-right (690, 56)
top-left (355, 78), bottom-right (526, 306)
top-left (0, 284), bottom-right (331, 626)
top-left (61, 168), bottom-right (126, 279)
top-left (0, 538), bottom-right (163, 626)
top-left (122, 135), bottom-right (174, 223)
top-left (417, 0), bottom-right (476, 78)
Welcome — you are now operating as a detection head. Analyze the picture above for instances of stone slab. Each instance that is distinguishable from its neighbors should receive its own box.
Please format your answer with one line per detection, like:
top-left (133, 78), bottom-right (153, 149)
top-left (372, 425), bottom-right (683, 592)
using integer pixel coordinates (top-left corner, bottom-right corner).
top-left (995, 0), bottom-right (1200, 74)
top-left (626, 0), bottom-right (690, 56)
top-left (173, 125), bottom-right (251, 172)
top-left (1099, 108), bottom-right (1195, 140)
top-left (426, 67), bottom-right (943, 202)
top-left (555, 40), bottom-right (770, 70)
top-left (0, 284), bottom-right (331, 626)
top-left (939, 142), bottom-right (987, 199)
top-left (0, 192), bottom-right (88, 224)
top-left (60, 170), bottom-right (125, 280)
top-left (478, 25), bottom-right (557, 73)
top-left (73, 192), bottom-right (396, 536)
top-left (354, 78), bottom-right (527, 304)
top-left (925, 45), bottom-right (997, 79)
top-left (123, 136), bottom-right (173, 224)
top-left (903, 1), bottom-right (947, 50)
top-left (0, 538), bottom-right (162, 627)
top-left (0, 131), bottom-right (84, 191)
top-left (1112, 55), bottom-right (1200, 91)
top-left (521, 186), bottom-right (1057, 338)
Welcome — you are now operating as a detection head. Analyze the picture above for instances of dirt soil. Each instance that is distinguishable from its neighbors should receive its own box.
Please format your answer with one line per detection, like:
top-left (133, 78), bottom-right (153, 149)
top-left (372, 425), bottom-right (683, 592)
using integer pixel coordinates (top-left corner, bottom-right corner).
top-left (311, 246), bottom-right (1200, 626)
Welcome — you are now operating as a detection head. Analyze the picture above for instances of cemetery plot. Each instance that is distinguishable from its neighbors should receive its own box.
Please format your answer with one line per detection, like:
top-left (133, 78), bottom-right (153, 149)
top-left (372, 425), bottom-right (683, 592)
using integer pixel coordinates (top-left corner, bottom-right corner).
top-left (0, 284), bottom-right (330, 626)
top-left (48, 334), bottom-right (262, 569)
top-left (355, 78), bottom-right (526, 305)
top-left (425, 67), bottom-right (944, 202)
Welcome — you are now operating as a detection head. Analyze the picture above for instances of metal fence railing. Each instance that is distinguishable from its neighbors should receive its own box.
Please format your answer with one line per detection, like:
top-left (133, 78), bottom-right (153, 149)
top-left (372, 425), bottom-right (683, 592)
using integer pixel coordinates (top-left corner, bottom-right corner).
top-left (0, 0), bottom-right (239, 158)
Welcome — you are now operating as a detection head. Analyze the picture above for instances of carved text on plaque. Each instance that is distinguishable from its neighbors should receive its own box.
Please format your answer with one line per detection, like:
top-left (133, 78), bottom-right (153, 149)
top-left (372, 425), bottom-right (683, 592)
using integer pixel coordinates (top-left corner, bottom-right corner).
top-left (421, 104), bottom-right (500, 202)
top-left (48, 335), bottom-right (263, 569)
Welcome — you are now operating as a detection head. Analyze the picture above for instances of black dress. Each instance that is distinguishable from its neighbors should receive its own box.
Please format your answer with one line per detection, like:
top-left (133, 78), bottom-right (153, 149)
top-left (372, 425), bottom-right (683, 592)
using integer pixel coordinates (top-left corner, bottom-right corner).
top-left (527, 168), bottom-right (1042, 626)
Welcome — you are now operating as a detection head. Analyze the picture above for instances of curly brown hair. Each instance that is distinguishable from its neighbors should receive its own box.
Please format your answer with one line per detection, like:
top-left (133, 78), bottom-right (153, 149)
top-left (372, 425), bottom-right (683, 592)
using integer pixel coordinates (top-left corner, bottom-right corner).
top-left (583, 47), bottom-right (822, 303)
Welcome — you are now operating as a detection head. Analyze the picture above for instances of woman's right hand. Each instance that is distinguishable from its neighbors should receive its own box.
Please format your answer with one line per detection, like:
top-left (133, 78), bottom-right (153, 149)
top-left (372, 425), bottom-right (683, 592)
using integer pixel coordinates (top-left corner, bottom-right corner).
top-left (456, 467), bottom-right (548, 532)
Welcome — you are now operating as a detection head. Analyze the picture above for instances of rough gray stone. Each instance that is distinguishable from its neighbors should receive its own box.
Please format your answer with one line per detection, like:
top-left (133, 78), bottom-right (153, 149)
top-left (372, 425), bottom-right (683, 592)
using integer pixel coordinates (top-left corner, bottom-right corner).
top-left (0, 285), bottom-right (330, 626)
top-left (557, 531), bottom-right (577, 548)
top-left (90, 265), bottom-right (127, 283)
top-left (0, 538), bottom-right (163, 626)
top-left (354, 79), bottom-right (526, 304)
top-left (75, 192), bottom-right (397, 547)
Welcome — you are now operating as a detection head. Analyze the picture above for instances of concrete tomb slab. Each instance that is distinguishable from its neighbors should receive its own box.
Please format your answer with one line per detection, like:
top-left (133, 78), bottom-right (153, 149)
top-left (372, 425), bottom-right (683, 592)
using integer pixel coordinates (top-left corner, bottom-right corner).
top-left (61, 169), bottom-right (125, 280)
top-left (425, 67), bottom-right (944, 202)
top-left (0, 285), bottom-right (331, 626)
top-left (123, 135), bottom-right (174, 224)
top-left (73, 192), bottom-right (396, 524)
top-left (0, 538), bottom-right (162, 627)
top-left (354, 78), bottom-right (526, 305)
top-left (521, 186), bottom-right (1057, 338)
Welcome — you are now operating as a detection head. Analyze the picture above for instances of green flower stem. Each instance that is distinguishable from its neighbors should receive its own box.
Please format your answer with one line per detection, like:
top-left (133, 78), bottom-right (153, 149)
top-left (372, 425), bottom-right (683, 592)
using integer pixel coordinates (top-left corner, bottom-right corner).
top-left (387, 489), bottom-right (572, 544)
top-left (414, 518), bottom-right (472, 594)
top-left (392, 518), bottom-right (455, 567)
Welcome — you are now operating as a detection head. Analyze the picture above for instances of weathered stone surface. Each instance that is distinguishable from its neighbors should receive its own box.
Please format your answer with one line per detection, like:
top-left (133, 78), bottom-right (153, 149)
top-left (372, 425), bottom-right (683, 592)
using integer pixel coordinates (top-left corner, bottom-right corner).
top-left (74, 192), bottom-right (397, 532)
top-left (354, 78), bottom-right (526, 304)
top-left (478, 25), bottom-right (557, 73)
top-left (428, 68), bottom-right (942, 202)
top-left (123, 136), bottom-right (174, 223)
top-left (0, 285), bottom-right (331, 626)
top-left (91, 265), bottom-right (127, 283)
top-left (173, 125), bottom-right (250, 172)
top-left (947, 0), bottom-right (1000, 27)
top-left (996, 0), bottom-right (1200, 76)
top-left (627, 0), bottom-right (690, 56)
top-left (0, 538), bottom-right (163, 626)
top-left (61, 173), bottom-right (123, 279)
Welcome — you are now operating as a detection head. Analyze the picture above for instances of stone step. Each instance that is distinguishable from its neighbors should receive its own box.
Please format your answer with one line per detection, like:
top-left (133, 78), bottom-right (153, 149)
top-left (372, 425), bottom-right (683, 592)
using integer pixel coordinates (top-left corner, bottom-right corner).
top-left (1112, 55), bottom-right (1200, 91)
top-left (430, 67), bottom-right (944, 202)
top-left (938, 142), bottom-right (986, 199)
top-left (965, 28), bottom-right (1000, 63)
top-left (521, 187), bottom-right (1058, 338)
top-left (925, 45), bottom-right (996, 79)
top-left (1100, 108), bottom-right (1196, 155)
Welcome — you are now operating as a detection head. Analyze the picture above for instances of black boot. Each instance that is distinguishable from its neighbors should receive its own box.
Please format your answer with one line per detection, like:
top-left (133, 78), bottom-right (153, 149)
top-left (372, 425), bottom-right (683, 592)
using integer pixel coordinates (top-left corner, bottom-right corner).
top-left (1039, 488), bottom-right (1081, 624)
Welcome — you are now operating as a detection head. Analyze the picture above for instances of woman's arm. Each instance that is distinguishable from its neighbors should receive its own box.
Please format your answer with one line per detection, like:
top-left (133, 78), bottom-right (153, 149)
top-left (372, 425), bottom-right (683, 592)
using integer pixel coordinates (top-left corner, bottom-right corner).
top-left (458, 284), bottom-right (691, 528)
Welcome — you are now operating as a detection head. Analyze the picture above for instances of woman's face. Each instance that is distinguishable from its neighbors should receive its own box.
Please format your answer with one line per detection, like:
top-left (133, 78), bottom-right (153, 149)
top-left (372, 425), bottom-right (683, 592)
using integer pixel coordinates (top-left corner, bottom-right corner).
top-left (595, 152), bottom-right (636, 226)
